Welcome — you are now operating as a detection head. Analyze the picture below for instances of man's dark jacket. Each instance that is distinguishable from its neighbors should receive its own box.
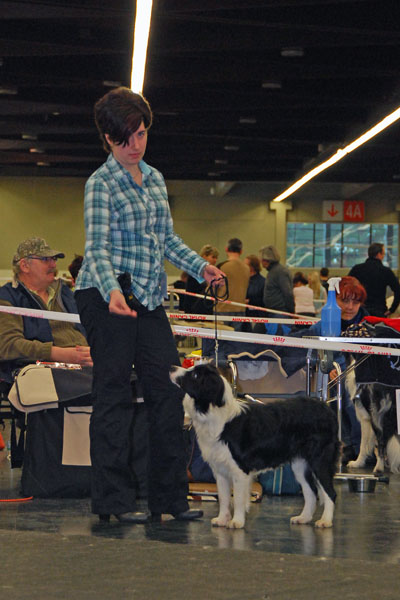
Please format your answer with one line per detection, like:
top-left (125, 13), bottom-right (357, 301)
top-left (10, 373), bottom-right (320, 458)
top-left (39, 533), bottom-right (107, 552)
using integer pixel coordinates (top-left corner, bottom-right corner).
top-left (349, 258), bottom-right (400, 317)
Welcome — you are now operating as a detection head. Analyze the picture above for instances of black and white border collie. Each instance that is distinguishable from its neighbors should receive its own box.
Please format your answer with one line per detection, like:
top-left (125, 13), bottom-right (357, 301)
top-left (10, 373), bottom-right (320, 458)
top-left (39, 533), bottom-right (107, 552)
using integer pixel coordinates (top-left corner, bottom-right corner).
top-left (171, 363), bottom-right (340, 529)
top-left (346, 369), bottom-right (400, 473)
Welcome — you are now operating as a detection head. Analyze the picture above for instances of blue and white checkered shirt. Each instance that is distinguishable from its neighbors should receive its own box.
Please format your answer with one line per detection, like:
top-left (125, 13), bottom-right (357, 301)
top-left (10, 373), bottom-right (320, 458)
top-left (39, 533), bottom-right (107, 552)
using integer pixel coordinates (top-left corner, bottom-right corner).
top-left (75, 154), bottom-right (207, 310)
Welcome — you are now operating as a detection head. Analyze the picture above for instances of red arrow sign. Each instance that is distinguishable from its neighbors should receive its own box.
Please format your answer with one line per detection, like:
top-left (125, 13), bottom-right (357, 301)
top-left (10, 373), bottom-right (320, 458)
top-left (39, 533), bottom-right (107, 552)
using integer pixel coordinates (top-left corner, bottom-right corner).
top-left (327, 203), bottom-right (339, 217)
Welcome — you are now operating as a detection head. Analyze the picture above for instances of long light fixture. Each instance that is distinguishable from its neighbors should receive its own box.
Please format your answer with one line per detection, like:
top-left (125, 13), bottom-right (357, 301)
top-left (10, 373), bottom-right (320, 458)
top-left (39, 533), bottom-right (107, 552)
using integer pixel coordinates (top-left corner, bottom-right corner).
top-left (130, 0), bottom-right (153, 93)
top-left (272, 105), bottom-right (400, 202)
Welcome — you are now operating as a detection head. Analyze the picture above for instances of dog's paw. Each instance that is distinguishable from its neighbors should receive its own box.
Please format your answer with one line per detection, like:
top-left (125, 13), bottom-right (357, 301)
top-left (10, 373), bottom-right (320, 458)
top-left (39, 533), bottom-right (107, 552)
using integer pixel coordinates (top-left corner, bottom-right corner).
top-left (290, 515), bottom-right (312, 525)
top-left (373, 463), bottom-right (385, 474)
top-left (315, 518), bottom-right (333, 529)
top-left (226, 518), bottom-right (245, 529)
top-left (347, 459), bottom-right (365, 468)
top-left (211, 516), bottom-right (230, 527)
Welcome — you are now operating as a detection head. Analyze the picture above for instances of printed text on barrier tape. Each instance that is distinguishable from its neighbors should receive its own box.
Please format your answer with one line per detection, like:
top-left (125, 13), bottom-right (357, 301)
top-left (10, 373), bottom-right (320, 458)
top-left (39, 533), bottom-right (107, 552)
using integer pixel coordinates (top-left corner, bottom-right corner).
top-left (0, 304), bottom-right (316, 326)
top-left (167, 287), bottom-right (319, 320)
top-left (171, 325), bottom-right (400, 357)
top-left (167, 312), bottom-right (316, 325)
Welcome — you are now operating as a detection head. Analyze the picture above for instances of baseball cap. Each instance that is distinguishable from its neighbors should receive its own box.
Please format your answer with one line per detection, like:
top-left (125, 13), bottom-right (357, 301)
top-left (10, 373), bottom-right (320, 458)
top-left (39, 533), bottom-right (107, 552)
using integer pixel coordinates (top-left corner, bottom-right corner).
top-left (12, 237), bottom-right (65, 264)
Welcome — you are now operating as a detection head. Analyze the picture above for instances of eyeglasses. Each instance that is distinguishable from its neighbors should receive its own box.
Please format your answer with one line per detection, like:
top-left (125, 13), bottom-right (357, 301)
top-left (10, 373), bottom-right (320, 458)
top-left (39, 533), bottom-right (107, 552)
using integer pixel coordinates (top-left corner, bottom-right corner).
top-left (26, 255), bottom-right (59, 262)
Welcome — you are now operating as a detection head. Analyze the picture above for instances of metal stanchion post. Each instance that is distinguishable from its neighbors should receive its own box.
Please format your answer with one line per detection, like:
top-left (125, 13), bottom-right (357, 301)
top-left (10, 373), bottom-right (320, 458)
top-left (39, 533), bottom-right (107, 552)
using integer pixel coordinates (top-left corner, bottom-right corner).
top-left (227, 360), bottom-right (238, 398)
top-left (333, 361), bottom-right (342, 445)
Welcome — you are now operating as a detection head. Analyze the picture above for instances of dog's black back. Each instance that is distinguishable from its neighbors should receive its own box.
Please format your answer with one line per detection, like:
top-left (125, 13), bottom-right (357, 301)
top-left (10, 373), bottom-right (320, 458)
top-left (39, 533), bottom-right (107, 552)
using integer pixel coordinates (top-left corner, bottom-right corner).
top-left (220, 397), bottom-right (339, 475)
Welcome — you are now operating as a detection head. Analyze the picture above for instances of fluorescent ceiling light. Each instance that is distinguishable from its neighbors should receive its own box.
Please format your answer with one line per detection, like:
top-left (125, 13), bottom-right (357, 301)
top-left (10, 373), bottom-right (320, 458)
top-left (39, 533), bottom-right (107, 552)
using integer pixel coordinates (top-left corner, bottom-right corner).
top-left (0, 86), bottom-right (17, 95)
top-left (262, 81), bottom-right (282, 89)
top-left (239, 117), bottom-right (257, 124)
top-left (281, 47), bottom-right (304, 57)
top-left (130, 0), bottom-right (153, 93)
top-left (272, 105), bottom-right (400, 202)
top-left (102, 80), bottom-right (122, 88)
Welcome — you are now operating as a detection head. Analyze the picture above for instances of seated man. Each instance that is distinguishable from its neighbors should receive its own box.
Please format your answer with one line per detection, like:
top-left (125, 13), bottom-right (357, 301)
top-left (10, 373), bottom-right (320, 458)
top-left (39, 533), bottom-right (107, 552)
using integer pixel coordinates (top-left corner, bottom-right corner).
top-left (0, 237), bottom-right (92, 383)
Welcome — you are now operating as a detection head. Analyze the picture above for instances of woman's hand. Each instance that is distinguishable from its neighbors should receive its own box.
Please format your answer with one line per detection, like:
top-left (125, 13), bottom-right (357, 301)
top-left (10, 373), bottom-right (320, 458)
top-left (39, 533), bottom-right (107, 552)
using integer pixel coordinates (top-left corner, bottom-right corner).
top-left (202, 264), bottom-right (226, 286)
top-left (109, 289), bottom-right (137, 317)
top-left (329, 368), bottom-right (338, 381)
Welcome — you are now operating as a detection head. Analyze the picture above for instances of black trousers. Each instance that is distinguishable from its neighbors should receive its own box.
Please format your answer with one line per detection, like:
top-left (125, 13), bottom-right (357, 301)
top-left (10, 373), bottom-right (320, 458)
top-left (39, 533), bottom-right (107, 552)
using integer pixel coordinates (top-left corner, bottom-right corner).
top-left (75, 288), bottom-right (188, 516)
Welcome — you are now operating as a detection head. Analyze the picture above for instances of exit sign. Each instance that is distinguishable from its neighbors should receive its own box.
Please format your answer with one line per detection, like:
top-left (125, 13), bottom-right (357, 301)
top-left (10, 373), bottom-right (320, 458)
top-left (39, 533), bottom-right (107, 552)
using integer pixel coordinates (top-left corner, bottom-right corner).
top-left (322, 200), bottom-right (365, 222)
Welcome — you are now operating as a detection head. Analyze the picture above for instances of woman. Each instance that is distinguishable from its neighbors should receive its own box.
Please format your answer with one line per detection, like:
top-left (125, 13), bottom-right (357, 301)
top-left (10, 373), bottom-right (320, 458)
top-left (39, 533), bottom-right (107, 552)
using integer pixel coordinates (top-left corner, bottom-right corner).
top-left (292, 271), bottom-right (316, 317)
top-left (75, 87), bottom-right (224, 523)
top-left (308, 270), bottom-right (327, 315)
top-left (244, 254), bottom-right (265, 318)
top-left (301, 276), bottom-right (368, 461)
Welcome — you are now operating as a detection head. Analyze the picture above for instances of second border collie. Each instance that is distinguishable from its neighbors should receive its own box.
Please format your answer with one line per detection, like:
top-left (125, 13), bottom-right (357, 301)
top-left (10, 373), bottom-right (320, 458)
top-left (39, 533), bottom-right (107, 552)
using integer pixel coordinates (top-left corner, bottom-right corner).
top-left (171, 363), bottom-right (340, 529)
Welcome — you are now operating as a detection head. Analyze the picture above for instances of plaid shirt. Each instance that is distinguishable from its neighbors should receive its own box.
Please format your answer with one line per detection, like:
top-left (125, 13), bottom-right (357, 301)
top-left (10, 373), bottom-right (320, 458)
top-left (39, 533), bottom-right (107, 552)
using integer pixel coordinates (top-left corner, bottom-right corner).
top-left (75, 154), bottom-right (207, 310)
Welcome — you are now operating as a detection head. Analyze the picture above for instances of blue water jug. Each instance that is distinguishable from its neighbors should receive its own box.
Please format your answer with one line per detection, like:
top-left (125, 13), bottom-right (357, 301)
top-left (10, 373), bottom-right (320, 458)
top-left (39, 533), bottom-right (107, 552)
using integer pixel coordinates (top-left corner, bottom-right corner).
top-left (320, 277), bottom-right (341, 336)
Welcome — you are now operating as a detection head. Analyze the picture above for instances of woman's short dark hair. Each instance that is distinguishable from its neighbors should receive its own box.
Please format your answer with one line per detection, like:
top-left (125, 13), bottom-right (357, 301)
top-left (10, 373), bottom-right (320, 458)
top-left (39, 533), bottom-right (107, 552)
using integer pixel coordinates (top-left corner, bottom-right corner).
top-left (94, 86), bottom-right (153, 152)
top-left (293, 271), bottom-right (308, 286)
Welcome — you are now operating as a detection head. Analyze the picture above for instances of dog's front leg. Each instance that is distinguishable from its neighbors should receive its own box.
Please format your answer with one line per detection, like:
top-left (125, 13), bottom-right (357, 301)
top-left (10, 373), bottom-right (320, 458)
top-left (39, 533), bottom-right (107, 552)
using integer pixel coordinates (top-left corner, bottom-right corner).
top-left (227, 473), bottom-right (251, 529)
top-left (211, 473), bottom-right (232, 527)
top-left (348, 409), bottom-right (375, 469)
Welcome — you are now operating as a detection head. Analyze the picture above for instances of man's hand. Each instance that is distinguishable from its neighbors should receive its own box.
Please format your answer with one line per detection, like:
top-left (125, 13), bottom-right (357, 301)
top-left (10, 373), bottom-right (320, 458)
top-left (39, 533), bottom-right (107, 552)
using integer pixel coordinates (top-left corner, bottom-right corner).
top-left (109, 289), bottom-right (137, 317)
top-left (202, 264), bottom-right (226, 286)
top-left (50, 345), bottom-right (93, 366)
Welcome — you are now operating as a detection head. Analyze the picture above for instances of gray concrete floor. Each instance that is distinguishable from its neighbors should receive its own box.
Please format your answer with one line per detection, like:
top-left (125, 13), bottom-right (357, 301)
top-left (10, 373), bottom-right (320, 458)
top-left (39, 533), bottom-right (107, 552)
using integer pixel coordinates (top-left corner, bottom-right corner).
top-left (1, 423), bottom-right (400, 599)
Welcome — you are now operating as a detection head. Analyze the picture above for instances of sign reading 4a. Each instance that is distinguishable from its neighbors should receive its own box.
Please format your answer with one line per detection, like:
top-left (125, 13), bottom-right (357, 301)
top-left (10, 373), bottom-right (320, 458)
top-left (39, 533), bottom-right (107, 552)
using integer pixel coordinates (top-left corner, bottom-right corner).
top-left (343, 200), bottom-right (364, 222)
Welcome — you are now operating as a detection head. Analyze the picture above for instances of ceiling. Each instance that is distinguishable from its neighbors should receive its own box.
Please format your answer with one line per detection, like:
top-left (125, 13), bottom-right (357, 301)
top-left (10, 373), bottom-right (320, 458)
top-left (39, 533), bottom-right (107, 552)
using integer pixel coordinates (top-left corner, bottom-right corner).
top-left (2, 0), bottom-right (400, 197)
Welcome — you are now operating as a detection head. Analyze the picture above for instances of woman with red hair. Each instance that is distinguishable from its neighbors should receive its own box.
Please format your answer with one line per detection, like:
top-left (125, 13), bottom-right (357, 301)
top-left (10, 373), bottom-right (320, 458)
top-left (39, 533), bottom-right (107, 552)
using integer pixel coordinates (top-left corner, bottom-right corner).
top-left (335, 276), bottom-right (368, 325)
top-left (293, 275), bottom-right (368, 463)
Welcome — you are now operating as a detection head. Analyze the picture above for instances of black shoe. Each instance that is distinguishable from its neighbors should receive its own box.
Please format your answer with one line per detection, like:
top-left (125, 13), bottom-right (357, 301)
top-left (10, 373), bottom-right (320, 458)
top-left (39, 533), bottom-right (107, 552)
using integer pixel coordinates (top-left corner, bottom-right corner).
top-left (173, 509), bottom-right (203, 521)
top-left (98, 511), bottom-right (150, 524)
top-left (151, 509), bottom-right (203, 522)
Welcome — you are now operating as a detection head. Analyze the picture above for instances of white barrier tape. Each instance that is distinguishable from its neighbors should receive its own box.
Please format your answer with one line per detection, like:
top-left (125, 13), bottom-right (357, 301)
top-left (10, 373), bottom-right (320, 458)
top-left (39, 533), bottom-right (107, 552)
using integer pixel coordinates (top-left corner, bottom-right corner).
top-left (3, 303), bottom-right (399, 357)
top-left (0, 304), bottom-right (316, 327)
top-left (171, 325), bottom-right (400, 357)
top-left (0, 304), bottom-right (81, 324)
top-left (167, 287), bottom-right (319, 321)
top-left (167, 312), bottom-right (316, 326)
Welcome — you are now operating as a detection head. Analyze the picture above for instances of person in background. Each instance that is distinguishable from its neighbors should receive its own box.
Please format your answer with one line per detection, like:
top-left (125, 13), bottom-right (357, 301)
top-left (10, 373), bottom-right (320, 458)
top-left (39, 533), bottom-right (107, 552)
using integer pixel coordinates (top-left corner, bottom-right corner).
top-left (183, 245), bottom-right (219, 315)
top-left (244, 254), bottom-right (265, 318)
top-left (172, 271), bottom-right (188, 311)
top-left (294, 276), bottom-right (368, 462)
top-left (319, 267), bottom-right (330, 292)
top-left (308, 270), bottom-right (327, 315)
top-left (0, 237), bottom-right (91, 384)
top-left (216, 238), bottom-right (250, 316)
top-left (349, 242), bottom-right (400, 317)
top-left (292, 272), bottom-right (316, 317)
top-left (260, 245), bottom-right (295, 316)
top-left (68, 255), bottom-right (84, 289)
top-left (74, 86), bottom-right (224, 525)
